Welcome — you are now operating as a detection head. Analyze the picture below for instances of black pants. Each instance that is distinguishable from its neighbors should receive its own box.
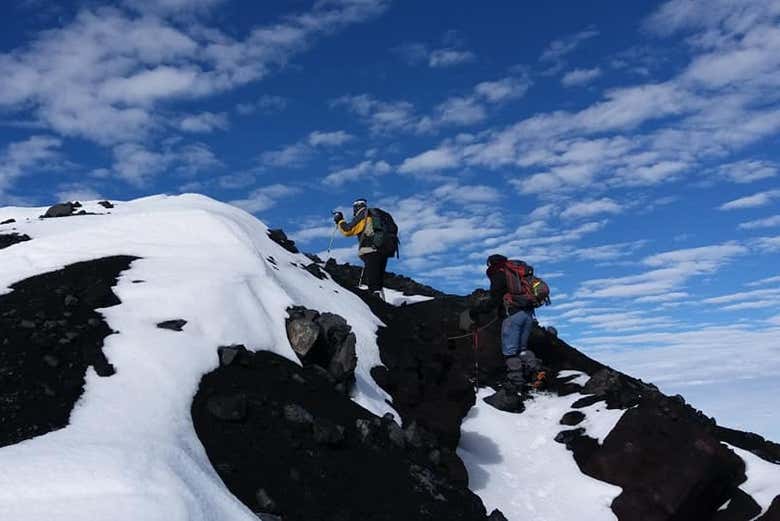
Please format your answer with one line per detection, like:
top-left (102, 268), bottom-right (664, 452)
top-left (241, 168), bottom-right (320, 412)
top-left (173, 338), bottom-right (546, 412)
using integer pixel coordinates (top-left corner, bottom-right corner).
top-left (362, 252), bottom-right (388, 291)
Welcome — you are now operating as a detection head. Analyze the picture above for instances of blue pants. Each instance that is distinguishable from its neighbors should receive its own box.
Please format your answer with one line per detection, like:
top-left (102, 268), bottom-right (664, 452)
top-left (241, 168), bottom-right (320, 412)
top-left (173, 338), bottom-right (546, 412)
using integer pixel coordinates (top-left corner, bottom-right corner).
top-left (502, 310), bottom-right (539, 387)
top-left (501, 309), bottom-right (534, 357)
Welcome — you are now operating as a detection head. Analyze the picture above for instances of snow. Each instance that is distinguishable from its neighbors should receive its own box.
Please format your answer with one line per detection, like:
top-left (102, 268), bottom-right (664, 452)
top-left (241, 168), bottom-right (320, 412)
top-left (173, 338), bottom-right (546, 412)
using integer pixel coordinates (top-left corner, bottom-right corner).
top-left (727, 444), bottom-right (780, 518)
top-left (557, 369), bottom-right (590, 386)
top-left (458, 388), bottom-right (625, 521)
top-left (0, 195), bottom-right (395, 521)
top-left (382, 287), bottom-right (434, 306)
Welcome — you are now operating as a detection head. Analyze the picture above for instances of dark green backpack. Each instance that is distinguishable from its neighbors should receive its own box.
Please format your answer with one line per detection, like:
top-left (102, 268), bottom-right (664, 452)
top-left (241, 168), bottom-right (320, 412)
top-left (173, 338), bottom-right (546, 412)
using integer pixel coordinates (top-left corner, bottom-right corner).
top-left (369, 208), bottom-right (399, 257)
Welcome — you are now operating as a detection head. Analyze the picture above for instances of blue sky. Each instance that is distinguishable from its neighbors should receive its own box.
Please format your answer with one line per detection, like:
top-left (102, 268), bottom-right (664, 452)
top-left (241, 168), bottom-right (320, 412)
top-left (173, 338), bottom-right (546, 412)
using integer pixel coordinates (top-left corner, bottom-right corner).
top-left (1, 0), bottom-right (779, 437)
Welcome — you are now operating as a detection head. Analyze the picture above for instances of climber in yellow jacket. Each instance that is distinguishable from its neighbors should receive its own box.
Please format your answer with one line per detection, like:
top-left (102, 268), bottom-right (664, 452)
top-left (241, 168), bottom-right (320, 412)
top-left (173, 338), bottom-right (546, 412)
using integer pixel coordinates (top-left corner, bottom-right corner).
top-left (332, 198), bottom-right (399, 300)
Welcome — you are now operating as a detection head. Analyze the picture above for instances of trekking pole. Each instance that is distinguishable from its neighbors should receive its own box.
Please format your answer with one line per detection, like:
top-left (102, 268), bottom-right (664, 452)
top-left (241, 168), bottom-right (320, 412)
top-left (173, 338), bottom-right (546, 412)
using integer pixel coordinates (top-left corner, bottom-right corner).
top-left (358, 267), bottom-right (365, 288)
top-left (472, 327), bottom-right (480, 390)
top-left (327, 223), bottom-right (337, 254)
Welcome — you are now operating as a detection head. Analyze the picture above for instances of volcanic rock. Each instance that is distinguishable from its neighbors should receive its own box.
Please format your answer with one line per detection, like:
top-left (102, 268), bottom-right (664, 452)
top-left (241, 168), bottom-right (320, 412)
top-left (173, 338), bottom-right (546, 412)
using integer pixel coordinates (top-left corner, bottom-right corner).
top-left (157, 319), bottom-right (187, 331)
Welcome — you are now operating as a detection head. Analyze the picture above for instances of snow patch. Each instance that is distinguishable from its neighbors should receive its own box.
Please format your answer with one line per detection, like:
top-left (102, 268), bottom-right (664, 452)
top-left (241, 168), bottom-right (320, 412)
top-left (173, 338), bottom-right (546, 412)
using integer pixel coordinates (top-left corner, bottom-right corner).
top-left (458, 388), bottom-right (623, 521)
top-left (727, 444), bottom-right (780, 518)
top-left (0, 195), bottom-right (394, 521)
top-left (557, 369), bottom-right (590, 386)
top-left (383, 288), bottom-right (434, 306)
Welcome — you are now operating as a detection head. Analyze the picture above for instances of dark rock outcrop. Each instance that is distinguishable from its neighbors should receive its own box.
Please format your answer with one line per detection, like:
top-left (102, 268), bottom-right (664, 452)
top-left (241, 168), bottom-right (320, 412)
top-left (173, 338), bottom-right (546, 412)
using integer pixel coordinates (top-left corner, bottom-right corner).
top-left (0, 256), bottom-right (136, 447)
top-left (285, 307), bottom-right (358, 393)
top-left (156, 319), bottom-right (187, 332)
top-left (314, 261), bottom-right (780, 521)
top-left (191, 348), bottom-right (489, 521)
top-left (267, 229), bottom-right (299, 253)
top-left (0, 233), bottom-right (31, 249)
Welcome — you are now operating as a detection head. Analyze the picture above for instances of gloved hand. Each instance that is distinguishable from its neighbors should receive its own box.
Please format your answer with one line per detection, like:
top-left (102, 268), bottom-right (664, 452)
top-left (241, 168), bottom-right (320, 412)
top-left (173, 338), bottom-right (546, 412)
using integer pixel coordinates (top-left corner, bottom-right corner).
top-left (468, 308), bottom-right (481, 325)
top-left (333, 211), bottom-right (344, 224)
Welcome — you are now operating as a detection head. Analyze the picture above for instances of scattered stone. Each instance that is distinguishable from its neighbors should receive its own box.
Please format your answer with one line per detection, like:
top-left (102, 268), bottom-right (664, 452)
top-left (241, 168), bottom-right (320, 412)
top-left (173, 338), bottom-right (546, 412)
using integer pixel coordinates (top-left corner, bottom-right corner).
top-left (291, 373), bottom-right (306, 385)
top-left (487, 509), bottom-right (509, 521)
top-left (206, 394), bottom-right (247, 422)
top-left (313, 419), bottom-right (345, 446)
top-left (383, 415), bottom-right (406, 449)
top-left (42, 355), bottom-right (59, 368)
top-left (42, 202), bottom-right (87, 218)
top-left (428, 449), bottom-right (442, 466)
top-left (303, 263), bottom-right (327, 280)
top-left (546, 326), bottom-right (558, 337)
top-left (157, 319), bottom-right (187, 331)
top-left (554, 428), bottom-right (586, 446)
top-left (560, 410), bottom-right (586, 426)
top-left (64, 295), bottom-right (79, 307)
top-left (571, 395), bottom-right (604, 409)
top-left (87, 318), bottom-right (101, 327)
top-left (404, 421), bottom-right (437, 450)
top-left (283, 404), bottom-right (314, 425)
top-left (0, 233), bottom-right (31, 249)
top-left (483, 389), bottom-right (525, 413)
top-left (355, 418), bottom-right (373, 443)
top-left (218, 345), bottom-right (244, 366)
top-left (582, 368), bottom-right (622, 395)
top-left (286, 319), bottom-right (319, 357)
top-left (255, 488), bottom-right (280, 515)
top-left (98, 201), bottom-right (114, 209)
top-left (1, 218), bottom-right (16, 225)
top-left (20, 320), bottom-right (36, 329)
top-left (327, 333), bottom-right (357, 381)
top-left (267, 229), bottom-right (299, 253)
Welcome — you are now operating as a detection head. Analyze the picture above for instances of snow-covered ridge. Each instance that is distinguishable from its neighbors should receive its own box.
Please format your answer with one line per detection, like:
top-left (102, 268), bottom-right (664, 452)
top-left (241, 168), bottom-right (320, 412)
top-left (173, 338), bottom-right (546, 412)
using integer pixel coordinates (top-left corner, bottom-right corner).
top-left (0, 194), bottom-right (394, 521)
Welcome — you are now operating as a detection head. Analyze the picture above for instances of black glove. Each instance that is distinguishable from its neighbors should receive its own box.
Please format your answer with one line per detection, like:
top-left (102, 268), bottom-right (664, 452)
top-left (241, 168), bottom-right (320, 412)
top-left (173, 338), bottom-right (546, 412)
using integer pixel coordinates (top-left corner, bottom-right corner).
top-left (333, 211), bottom-right (344, 224)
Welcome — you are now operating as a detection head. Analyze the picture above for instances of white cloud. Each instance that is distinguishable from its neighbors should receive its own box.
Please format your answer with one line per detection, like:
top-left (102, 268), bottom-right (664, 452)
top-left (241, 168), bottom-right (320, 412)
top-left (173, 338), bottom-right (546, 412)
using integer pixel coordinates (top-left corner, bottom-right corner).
top-left (332, 94), bottom-right (418, 133)
top-left (0, 135), bottom-right (62, 194)
top-left (111, 142), bottom-right (221, 186)
top-left (560, 198), bottom-right (622, 220)
top-left (179, 112), bottom-right (228, 133)
top-left (398, 147), bottom-right (459, 173)
top-left (337, 74), bottom-right (530, 135)
top-left (236, 95), bottom-right (288, 115)
top-left (540, 27), bottom-right (599, 63)
top-left (123, 0), bottom-right (226, 15)
top-left (55, 183), bottom-right (103, 203)
top-left (718, 160), bottom-right (778, 183)
top-left (474, 76), bottom-right (532, 102)
top-left (429, 49), bottom-right (476, 68)
top-left (739, 215), bottom-right (780, 230)
top-left (308, 130), bottom-right (354, 147)
top-left (578, 243), bottom-right (747, 299)
top-left (719, 189), bottom-right (780, 210)
top-left (395, 34), bottom-right (475, 69)
top-left (754, 235), bottom-right (780, 252)
top-left (746, 275), bottom-right (780, 287)
top-left (432, 183), bottom-right (502, 204)
top-left (229, 183), bottom-right (300, 214)
top-left (561, 67), bottom-right (602, 87)
top-left (636, 292), bottom-right (689, 303)
top-left (323, 160), bottom-right (391, 186)
top-left (260, 142), bottom-right (313, 169)
top-left (0, 1), bottom-right (388, 147)
top-left (702, 287), bottom-right (780, 305)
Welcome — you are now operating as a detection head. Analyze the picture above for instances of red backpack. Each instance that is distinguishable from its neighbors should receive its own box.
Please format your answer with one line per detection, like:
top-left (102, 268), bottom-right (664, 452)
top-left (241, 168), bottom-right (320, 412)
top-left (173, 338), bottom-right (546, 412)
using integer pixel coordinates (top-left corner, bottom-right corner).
top-left (501, 260), bottom-right (551, 309)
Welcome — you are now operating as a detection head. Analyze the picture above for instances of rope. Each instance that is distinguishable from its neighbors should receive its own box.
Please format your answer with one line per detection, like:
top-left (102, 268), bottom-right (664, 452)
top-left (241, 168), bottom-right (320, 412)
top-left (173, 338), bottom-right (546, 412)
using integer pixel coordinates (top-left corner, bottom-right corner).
top-left (446, 317), bottom-right (498, 341)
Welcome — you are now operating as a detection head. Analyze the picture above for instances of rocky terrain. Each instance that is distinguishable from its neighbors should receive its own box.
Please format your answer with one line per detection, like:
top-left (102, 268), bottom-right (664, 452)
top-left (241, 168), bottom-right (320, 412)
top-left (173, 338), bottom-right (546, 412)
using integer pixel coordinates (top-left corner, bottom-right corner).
top-left (1, 205), bottom-right (778, 521)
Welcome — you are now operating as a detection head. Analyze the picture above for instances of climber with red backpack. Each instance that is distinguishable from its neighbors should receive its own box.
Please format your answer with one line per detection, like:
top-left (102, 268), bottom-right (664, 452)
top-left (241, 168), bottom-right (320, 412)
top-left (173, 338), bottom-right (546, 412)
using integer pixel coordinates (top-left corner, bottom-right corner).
top-left (469, 254), bottom-right (550, 391)
top-left (333, 198), bottom-right (399, 301)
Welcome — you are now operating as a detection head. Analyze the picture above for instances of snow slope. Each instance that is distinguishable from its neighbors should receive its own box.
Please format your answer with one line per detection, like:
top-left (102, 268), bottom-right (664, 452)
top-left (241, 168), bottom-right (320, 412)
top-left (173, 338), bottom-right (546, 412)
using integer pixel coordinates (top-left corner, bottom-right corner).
top-left (458, 387), bottom-right (625, 521)
top-left (0, 195), bottom-right (395, 521)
